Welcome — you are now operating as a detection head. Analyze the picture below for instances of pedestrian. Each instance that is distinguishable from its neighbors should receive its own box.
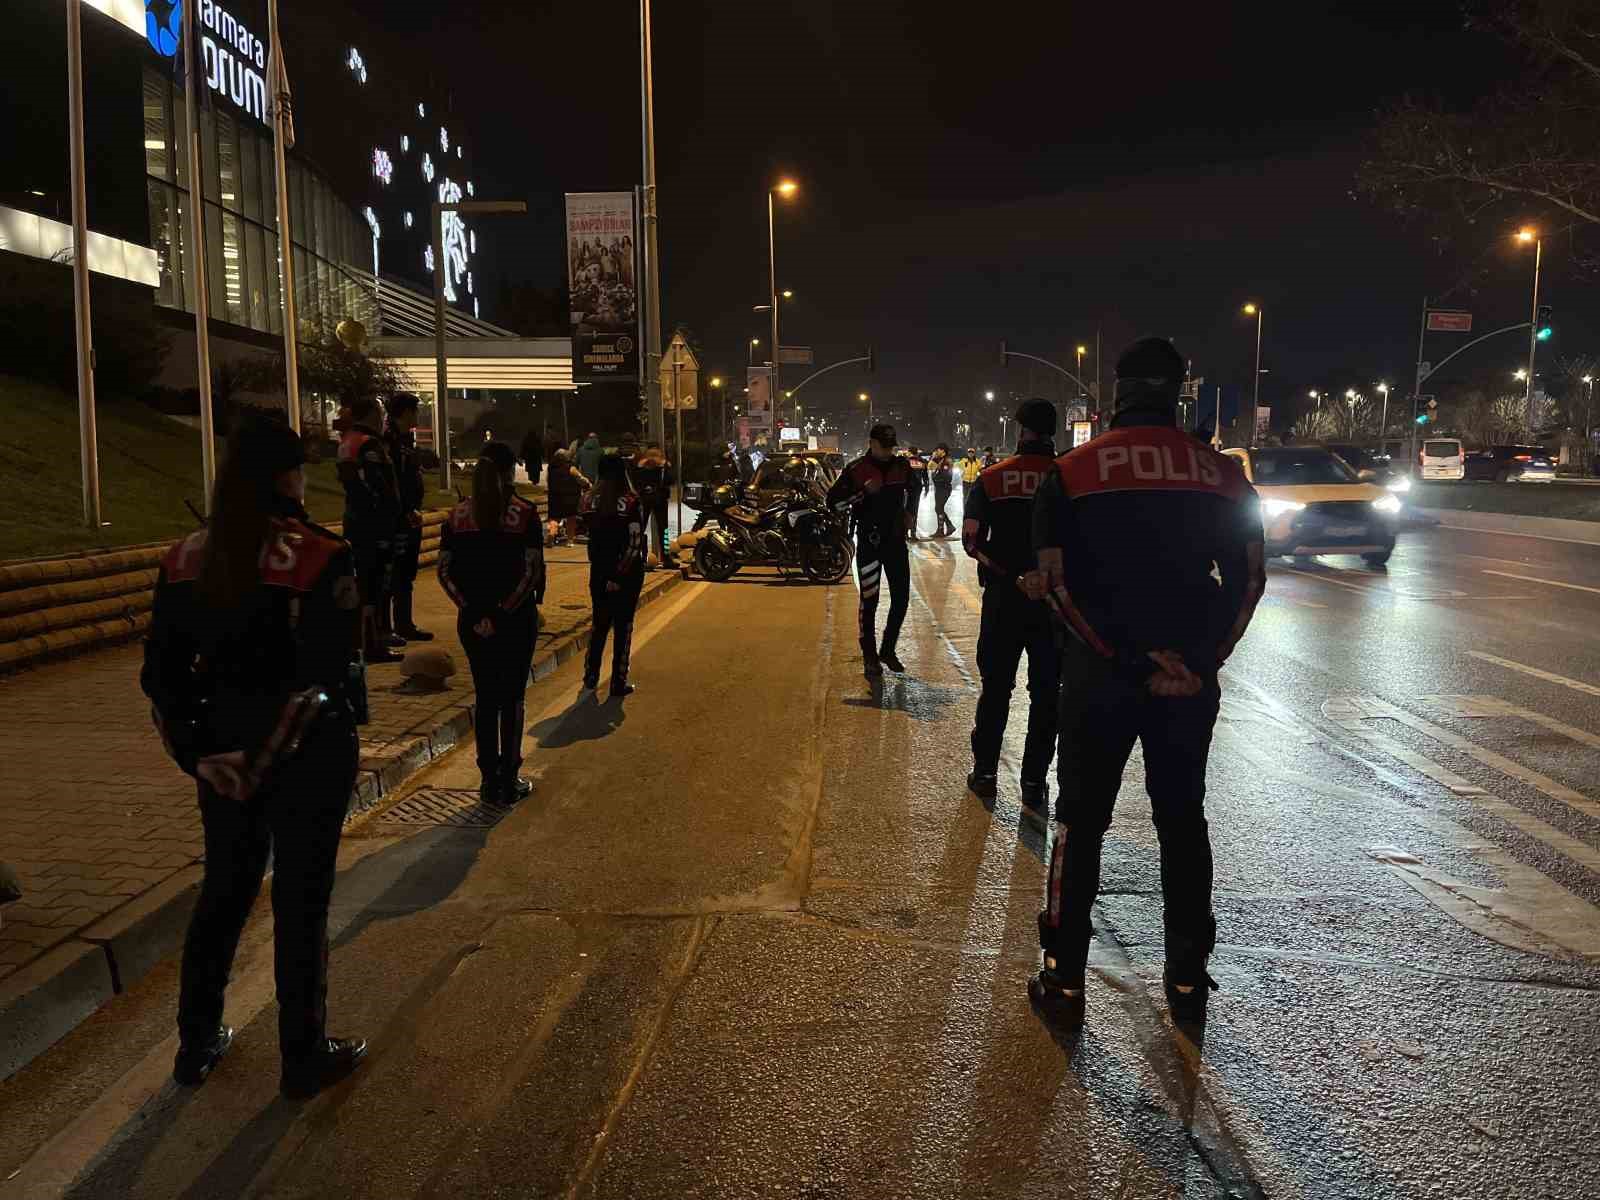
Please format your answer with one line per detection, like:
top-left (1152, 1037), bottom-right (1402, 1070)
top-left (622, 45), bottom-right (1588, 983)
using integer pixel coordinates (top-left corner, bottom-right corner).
top-left (576, 431), bottom-right (603, 485)
top-left (1029, 337), bottom-right (1265, 1024)
top-left (142, 410), bottom-right (367, 1099)
top-left (982, 445), bottom-right (998, 469)
top-left (336, 394), bottom-right (403, 663)
top-left (903, 445), bottom-right (928, 540)
top-left (827, 423), bottom-right (916, 678)
top-left (519, 427), bottom-right (545, 488)
top-left (632, 440), bottom-right (674, 567)
top-left (963, 400), bottom-right (1060, 821)
top-left (545, 448), bottom-right (589, 545)
top-left (959, 447), bottom-right (982, 510)
top-left (383, 393), bottom-right (434, 643)
top-left (582, 453), bottom-right (646, 700)
top-left (929, 444), bottom-right (955, 537)
top-left (438, 442), bottom-right (545, 807)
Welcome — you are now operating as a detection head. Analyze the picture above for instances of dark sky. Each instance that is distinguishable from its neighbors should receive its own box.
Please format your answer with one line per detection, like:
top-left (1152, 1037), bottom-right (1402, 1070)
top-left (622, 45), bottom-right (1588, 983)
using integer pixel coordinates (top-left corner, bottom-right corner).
top-left (362, 0), bottom-right (1559, 427)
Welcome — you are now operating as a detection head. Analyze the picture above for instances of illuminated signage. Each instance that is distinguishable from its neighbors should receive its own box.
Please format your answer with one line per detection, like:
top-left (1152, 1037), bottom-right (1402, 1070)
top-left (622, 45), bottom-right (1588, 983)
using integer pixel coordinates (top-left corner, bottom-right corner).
top-left (143, 0), bottom-right (268, 124)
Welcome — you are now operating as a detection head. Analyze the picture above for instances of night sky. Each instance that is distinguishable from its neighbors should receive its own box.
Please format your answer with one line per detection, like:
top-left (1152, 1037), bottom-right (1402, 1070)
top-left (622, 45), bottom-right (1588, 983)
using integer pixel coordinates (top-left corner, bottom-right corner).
top-left (358, 0), bottom-right (1568, 428)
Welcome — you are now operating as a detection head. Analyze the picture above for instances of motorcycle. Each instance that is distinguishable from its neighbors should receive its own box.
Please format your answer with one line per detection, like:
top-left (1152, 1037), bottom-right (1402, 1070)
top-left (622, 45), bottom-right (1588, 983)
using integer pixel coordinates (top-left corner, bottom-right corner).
top-left (693, 486), bottom-right (852, 584)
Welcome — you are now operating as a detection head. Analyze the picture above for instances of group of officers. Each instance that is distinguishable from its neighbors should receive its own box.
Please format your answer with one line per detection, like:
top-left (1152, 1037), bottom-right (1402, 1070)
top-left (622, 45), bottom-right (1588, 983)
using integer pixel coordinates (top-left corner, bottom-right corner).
top-left (829, 337), bottom-right (1266, 1024)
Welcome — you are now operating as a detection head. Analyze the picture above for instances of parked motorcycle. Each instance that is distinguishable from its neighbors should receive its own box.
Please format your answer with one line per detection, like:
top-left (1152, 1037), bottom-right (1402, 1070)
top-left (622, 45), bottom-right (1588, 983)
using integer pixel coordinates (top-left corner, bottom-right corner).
top-left (693, 487), bottom-right (852, 583)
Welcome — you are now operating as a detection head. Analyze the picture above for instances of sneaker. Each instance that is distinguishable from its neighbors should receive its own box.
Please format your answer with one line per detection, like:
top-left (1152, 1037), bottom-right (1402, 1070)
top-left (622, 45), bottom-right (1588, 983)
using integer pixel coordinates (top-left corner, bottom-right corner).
top-left (1027, 969), bottom-right (1086, 1024)
top-left (384, 634), bottom-right (407, 650)
top-left (499, 776), bottom-right (533, 806)
top-left (966, 770), bottom-right (998, 799)
top-left (280, 1037), bottom-right (368, 1100)
top-left (173, 1024), bottom-right (234, 1086)
top-left (1019, 779), bottom-right (1048, 824)
top-left (879, 648), bottom-right (906, 673)
top-left (1163, 966), bottom-right (1218, 1023)
top-left (397, 626), bottom-right (435, 642)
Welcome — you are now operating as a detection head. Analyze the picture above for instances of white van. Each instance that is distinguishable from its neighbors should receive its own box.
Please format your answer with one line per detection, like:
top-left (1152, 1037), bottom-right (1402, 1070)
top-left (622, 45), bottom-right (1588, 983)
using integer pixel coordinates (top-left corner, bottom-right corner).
top-left (1418, 437), bottom-right (1465, 481)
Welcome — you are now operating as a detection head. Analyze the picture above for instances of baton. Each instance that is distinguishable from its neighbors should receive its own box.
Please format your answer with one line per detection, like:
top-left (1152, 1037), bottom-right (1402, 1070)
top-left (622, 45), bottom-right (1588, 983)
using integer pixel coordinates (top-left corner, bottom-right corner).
top-left (969, 545), bottom-right (1070, 622)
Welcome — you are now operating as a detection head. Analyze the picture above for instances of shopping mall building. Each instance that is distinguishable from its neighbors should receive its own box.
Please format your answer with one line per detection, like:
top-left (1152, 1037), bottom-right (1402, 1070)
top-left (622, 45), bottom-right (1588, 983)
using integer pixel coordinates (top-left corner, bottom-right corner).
top-left (2, 0), bottom-right (570, 431)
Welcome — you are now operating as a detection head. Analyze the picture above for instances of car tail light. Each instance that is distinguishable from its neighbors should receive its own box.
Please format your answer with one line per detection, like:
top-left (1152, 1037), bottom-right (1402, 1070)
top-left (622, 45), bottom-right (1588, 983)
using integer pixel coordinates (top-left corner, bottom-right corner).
top-left (1514, 454), bottom-right (1532, 462)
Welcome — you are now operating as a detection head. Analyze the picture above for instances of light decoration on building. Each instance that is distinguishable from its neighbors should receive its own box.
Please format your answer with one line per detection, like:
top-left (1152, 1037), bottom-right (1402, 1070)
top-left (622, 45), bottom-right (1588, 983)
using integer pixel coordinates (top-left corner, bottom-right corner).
top-left (467, 272), bottom-right (473, 295)
top-left (403, 211), bottom-right (413, 229)
top-left (421, 153), bottom-right (434, 183)
top-left (346, 47), bottom-right (367, 83)
top-left (469, 230), bottom-right (476, 254)
top-left (439, 127), bottom-right (450, 153)
top-left (456, 146), bottom-right (462, 159)
top-left (417, 102), bottom-right (426, 118)
top-left (474, 297), bottom-right (481, 319)
top-left (466, 181), bottom-right (475, 197)
top-left (372, 148), bottom-right (393, 185)
top-left (400, 134), bottom-right (410, 153)
top-left (362, 206), bottom-right (381, 240)
top-left (423, 245), bottom-right (434, 273)
top-left (437, 179), bottom-right (469, 303)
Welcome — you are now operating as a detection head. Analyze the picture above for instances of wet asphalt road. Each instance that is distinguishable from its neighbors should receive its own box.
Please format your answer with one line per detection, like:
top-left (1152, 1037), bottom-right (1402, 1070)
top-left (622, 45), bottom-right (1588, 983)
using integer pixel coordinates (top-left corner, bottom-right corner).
top-left (3, 512), bottom-right (1599, 1199)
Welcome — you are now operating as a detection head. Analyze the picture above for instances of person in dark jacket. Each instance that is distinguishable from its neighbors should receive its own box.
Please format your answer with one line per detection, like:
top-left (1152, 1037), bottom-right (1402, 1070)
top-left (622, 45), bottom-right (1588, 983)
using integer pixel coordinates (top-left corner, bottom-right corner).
top-left (518, 427), bottom-right (546, 488)
top-left (438, 443), bottom-right (545, 806)
top-left (827, 424), bottom-right (918, 678)
top-left (142, 411), bottom-right (367, 1099)
top-left (1028, 337), bottom-right (1265, 1025)
top-left (929, 444), bottom-right (956, 537)
top-left (383, 393), bottom-right (433, 643)
top-left (545, 448), bottom-right (590, 544)
top-left (962, 401), bottom-right (1058, 819)
top-left (582, 454), bottom-right (647, 699)
top-left (903, 446), bottom-right (928, 540)
top-left (632, 442), bottom-right (674, 567)
top-left (576, 433), bottom-right (604, 484)
top-left (337, 395), bottom-right (403, 663)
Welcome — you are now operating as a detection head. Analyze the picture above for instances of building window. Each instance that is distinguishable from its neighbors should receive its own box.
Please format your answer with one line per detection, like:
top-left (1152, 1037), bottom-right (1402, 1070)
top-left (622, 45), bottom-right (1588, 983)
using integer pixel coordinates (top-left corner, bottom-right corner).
top-left (216, 111), bottom-right (241, 213)
top-left (147, 180), bottom-right (184, 310)
top-left (142, 76), bottom-right (170, 181)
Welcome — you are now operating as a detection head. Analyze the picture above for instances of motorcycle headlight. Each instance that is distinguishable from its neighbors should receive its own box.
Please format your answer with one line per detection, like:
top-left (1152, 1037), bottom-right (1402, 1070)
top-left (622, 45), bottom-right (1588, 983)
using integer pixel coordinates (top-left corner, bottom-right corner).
top-left (1371, 495), bottom-right (1402, 515)
top-left (1261, 498), bottom-right (1306, 519)
top-left (1386, 476), bottom-right (1412, 494)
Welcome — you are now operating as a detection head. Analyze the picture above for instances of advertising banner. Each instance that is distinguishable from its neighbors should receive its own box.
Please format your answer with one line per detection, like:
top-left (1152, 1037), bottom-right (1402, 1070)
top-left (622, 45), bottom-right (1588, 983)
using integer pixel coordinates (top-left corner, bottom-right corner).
top-left (1255, 405), bottom-right (1272, 439)
top-left (1426, 310), bottom-right (1472, 333)
top-left (565, 193), bottom-right (639, 382)
top-left (746, 367), bottom-right (773, 427)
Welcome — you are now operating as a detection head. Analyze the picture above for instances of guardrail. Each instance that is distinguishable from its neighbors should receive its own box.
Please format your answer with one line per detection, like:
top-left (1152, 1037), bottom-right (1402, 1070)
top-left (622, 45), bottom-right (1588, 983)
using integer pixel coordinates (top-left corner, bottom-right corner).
top-left (0, 511), bottom-right (449, 675)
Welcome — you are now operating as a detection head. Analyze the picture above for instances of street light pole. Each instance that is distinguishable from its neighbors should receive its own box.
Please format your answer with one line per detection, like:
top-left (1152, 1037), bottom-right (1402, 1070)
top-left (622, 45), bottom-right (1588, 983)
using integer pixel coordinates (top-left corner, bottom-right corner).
top-left (639, 0), bottom-right (664, 446)
top-left (768, 190), bottom-right (780, 429)
top-left (66, 0), bottom-right (100, 529)
top-left (1519, 229), bottom-right (1542, 432)
top-left (1377, 383), bottom-right (1390, 450)
top-left (1244, 303), bottom-right (1264, 449)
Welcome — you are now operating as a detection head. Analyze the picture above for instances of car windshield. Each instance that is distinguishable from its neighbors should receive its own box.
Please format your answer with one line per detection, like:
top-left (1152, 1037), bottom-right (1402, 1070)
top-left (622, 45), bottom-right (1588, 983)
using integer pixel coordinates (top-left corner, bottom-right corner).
top-left (1327, 445), bottom-right (1373, 470)
top-left (1423, 441), bottom-right (1458, 458)
top-left (1250, 448), bottom-right (1359, 485)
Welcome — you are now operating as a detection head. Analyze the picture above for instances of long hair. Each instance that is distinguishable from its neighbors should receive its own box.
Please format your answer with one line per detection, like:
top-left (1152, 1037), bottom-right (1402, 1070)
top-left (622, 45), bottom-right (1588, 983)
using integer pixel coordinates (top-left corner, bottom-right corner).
top-left (195, 412), bottom-right (301, 611)
top-left (472, 442), bottom-right (515, 530)
top-left (594, 453), bottom-right (629, 514)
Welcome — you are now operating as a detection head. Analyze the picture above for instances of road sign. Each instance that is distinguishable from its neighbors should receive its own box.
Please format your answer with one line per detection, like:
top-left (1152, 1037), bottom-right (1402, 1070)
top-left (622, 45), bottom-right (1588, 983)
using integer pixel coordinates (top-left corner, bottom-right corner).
top-left (660, 333), bottom-right (699, 410)
top-left (778, 346), bottom-right (813, 365)
top-left (1426, 311), bottom-right (1473, 333)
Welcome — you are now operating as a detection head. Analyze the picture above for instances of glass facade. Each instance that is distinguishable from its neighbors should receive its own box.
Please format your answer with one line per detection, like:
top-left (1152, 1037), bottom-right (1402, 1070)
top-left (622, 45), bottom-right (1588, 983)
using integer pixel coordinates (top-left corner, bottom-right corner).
top-left (141, 67), bottom-right (376, 340)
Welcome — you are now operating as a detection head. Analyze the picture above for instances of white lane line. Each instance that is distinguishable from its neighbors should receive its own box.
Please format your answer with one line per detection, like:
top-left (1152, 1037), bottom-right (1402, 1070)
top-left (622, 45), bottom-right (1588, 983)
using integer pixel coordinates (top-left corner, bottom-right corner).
top-left (1421, 694), bottom-right (1600, 753)
top-left (1482, 568), bottom-right (1600, 596)
top-left (1263, 592), bottom-right (1327, 609)
top-left (1433, 521), bottom-right (1600, 548)
top-left (1284, 568), bottom-right (1377, 594)
top-left (1469, 651), bottom-right (1600, 699)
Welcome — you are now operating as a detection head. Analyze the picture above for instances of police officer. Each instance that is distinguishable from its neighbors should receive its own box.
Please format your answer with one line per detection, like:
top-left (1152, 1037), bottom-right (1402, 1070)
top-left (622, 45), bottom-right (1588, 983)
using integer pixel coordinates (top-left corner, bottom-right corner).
top-left (632, 441), bottom-right (674, 567)
top-left (963, 399), bottom-right (1059, 821)
top-left (827, 423), bottom-right (917, 678)
top-left (383, 393), bottom-right (433, 643)
top-left (142, 411), bottom-right (368, 1098)
top-left (337, 395), bottom-right (403, 663)
top-left (438, 443), bottom-right (545, 805)
top-left (582, 454), bottom-right (647, 699)
top-left (1029, 338), bottom-right (1265, 1023)
top-left (903, 445), bottom-right (928, 540)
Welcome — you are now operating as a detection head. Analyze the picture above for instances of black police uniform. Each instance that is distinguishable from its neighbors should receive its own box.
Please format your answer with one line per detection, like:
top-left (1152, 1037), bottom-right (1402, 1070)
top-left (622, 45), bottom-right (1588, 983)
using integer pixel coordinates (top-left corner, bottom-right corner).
top-left (930, 454), bottom-right (955, 536)
top-left (827, 452), bottom-right (916, 671)
top-left (383, 422), bottom-right (428, 637)
top-left (963, 438), bottom-right (1059, 791)
top-left (438, 494), bottom-right (545, 793)
top-left (337, 422), bottom-right (403, 648)
top-left (142, 500), bottom-right (362, 1071)
top-left (1031, 415), bottom-right (1264, 996)
top-left (631, 452), bottom-right (674, 564)
top-left (584, 489), bottom-right (647, 694)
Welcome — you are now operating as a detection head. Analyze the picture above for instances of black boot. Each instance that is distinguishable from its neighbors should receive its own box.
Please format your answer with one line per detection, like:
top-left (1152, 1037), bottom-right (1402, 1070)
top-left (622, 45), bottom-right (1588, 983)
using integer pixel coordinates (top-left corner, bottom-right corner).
top-left (966, 769), bottom-right (998, 799)
top-left (1019, 778), bottom-right (1048, 824)
top-left (394, 590), bottom-right (433, 641)
top-left (173, 1024), bottom-right (234, 1086)
top-left (878, 644), bottom-right (905, 673)
top-left (1028, 968), bottom-right (1086, 1024)
top-left (861, 639), bottom-right (883, 679)
top-left (281, 1037), bottom-right (368, 1100)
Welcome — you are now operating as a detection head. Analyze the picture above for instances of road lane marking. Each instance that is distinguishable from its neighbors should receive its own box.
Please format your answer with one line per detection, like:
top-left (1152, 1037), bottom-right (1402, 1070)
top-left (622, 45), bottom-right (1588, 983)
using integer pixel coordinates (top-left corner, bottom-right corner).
top-left (1481, 568), bottom-right (1600, 596)
top-left (1262, 592), bottom-right (1327, 609)
top-left (1421, 694), bottom-right (1600, 754)
top-left (1468, 651), bottom-right (1600, 698)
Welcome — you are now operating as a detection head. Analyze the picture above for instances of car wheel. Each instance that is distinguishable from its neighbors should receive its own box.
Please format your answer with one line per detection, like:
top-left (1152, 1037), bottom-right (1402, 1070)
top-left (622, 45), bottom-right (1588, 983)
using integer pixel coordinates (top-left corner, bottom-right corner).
top-left (1363, 550), bottom-right (1393, 568)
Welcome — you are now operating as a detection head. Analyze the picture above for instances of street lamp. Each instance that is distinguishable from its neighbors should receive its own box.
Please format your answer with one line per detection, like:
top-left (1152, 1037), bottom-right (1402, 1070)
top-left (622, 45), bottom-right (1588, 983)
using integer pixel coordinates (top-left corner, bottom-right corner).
top-left (1309, 389), bottom-right (1321, 409)
top-left (709, 375), bottom-right (725, 441)
top-left (768, 178), bottom-right (799, 428)
top-left (1513, 368), bottom-right (1528, 381)
top-left (1516, 227), bottom-right (1543, 430)
top-left (858, 390), bottom-right (873, 433)
top-left (1376, 382), bottom-right (1390, 446)
top-left (1242, 303), bottom-right (1264, 447)
top-left (1075, 345), bottom-right (1087, 397)
top-left (748, 337), bottom-right (760, 366)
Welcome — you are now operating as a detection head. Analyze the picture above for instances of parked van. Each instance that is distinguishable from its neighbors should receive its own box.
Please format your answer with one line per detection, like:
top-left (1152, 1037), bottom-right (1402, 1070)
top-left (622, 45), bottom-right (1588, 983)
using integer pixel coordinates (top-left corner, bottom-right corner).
top-left (1418, 437), bottom-right (1465, 481)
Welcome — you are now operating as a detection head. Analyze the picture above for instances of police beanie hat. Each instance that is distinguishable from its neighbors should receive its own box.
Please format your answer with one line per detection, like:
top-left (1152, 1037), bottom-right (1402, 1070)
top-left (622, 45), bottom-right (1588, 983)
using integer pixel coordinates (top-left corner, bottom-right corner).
top-left (479, 441), bottom-right (517, 473)
top-left (1015, 397), bottom-right (1057, 437)
top-left (1115, 337), bottom-right (1184, 384)
top-left (230, 409), bottom-right (305, 480)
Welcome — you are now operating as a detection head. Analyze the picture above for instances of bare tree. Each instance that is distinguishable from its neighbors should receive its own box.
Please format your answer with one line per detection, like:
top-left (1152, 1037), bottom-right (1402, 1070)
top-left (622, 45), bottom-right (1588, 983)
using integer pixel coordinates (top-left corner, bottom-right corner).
top-left (1293, 409), bottom-right (1338, 442)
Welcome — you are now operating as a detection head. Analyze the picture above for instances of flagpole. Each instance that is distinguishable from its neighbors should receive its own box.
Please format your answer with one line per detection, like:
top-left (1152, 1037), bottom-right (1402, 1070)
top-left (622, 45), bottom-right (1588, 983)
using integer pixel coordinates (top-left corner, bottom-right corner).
top-left (267, 0), bottom-right (301, 433)
top-left (67, 0), bottom-right (101, 528)
top-left (181, 3), bottom-right (217, 513)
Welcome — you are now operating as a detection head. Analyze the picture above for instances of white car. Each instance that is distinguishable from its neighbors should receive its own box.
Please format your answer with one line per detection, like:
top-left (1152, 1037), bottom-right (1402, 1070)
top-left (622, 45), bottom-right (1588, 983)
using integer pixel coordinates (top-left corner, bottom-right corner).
top-left (1418, 437), bottom-right (1465, 481)
top-left (1225, 446), bottom-right (1401, 566)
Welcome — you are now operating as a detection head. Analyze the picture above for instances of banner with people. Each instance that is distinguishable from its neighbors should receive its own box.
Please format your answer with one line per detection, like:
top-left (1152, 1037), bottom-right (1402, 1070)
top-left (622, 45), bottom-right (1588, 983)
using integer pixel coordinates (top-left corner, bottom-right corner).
top-left (565, 193), bottom-right (639, 382)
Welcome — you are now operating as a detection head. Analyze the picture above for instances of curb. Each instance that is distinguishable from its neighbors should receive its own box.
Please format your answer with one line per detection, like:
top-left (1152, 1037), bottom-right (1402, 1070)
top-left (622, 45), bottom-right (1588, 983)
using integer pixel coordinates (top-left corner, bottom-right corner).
top-left (0, 566), bottom-right (689, 1084)
top-left (1413, 506), bottom-right (1600, 546)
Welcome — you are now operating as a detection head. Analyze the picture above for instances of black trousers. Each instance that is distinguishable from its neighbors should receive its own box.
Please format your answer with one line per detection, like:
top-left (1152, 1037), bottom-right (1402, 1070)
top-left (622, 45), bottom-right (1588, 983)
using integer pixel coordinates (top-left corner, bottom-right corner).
top-left (645, 495), bottom-right (670, 560)
top-left (389, 524), bottom-right (423, 631)
top-left (585, 572), bottom-right (644, 691)
top-left (461, 611), bottom-right (538, 780)
top-left (1040, 643), bottom-right (1221, 982)
top-left (933, 484), bottom-right (953, 532)
top-left (970, 584), bottom-right (1059, 782)
top-left (178, 718), bottom-right (358, 1060)
top-left (350, 533), bottom-right (393, 641)
top-left (855, 530), bottom-right (909, 656)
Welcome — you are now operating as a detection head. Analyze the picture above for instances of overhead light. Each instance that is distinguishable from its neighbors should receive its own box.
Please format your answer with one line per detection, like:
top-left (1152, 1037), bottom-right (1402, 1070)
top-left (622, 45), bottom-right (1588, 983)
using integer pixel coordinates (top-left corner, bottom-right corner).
top-left (143, 140), bottom-right (165, 151)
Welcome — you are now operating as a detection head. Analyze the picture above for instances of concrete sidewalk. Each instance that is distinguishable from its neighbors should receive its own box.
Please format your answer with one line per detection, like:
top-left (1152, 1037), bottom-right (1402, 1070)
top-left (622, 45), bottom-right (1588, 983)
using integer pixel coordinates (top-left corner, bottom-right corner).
top-left (0, 548), bottom-right (685, 1078)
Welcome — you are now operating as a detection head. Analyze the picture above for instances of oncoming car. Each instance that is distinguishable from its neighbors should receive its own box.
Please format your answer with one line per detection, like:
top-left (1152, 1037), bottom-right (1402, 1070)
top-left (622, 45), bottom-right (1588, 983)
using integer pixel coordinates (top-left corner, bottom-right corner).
top-left (1224, 445), bottom-right (1401, 566)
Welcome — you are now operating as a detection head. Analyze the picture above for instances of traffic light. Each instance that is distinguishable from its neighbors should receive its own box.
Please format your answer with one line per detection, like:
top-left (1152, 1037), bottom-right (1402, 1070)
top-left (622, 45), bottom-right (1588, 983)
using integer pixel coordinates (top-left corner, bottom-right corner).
top-left (1415, 413), bottom-right (1430, 425)
top-left (1537, 305), bottom-right (1553, 342)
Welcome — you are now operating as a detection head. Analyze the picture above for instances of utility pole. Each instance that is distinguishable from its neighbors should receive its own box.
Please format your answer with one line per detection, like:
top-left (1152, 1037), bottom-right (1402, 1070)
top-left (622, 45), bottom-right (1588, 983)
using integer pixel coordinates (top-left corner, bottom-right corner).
top-left (182, 0), bottom-right (217, 514)
top-left (639, 0), bottom-right (664, 446)
top-left (66, 0), bottom-right (100, 528)
top-left (1411, 296), bottom-right (1428, 472)
top-left (267, 0), bottom-right (300, 432)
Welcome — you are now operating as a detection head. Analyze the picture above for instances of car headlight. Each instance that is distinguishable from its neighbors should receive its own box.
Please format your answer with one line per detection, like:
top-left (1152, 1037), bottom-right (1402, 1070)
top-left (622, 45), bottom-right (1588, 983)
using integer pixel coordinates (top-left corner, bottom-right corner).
top-left (1386, 475), bottom-right (1411, 493)
top-left (1261, 498), bottom-right (1306, 519)
top-left (1371, 495), bottom-right (1402, 515)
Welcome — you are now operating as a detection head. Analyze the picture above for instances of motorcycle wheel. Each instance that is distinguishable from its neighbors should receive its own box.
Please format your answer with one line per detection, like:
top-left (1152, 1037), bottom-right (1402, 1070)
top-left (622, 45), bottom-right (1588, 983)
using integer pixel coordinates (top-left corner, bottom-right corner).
top-left (695, 536), bottom-right (740, 582)
top-left (802, 536), bottom-right (852, 584)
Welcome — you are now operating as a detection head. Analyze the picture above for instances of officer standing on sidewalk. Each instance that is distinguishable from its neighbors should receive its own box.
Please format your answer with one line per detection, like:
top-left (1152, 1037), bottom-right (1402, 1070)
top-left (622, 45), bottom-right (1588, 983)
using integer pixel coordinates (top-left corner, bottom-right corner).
top-left (143, 411), bottom-right (368, 1098)
top-left (963, 399), bottom-right (1059, 821)
top-left (383, 393), bottom-right (433, 643)
top-left (337, 395), bottom-right (403, 663)
top-left (1028, 337), bottom-right (1265, 1024)
top-left (827, 424), bottom-right (917, 678)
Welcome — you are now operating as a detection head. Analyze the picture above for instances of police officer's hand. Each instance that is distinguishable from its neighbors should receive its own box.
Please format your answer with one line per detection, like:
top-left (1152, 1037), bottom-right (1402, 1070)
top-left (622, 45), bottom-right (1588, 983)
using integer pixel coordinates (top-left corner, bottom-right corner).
top-left (1036, 548), bottom-right (1065, 596)
top-left (196, 751), bottom-right (252, 801)
top-left (473, 615), bottom-right (496, 638)
top-left (1146, 650), bottom-right (1202, 697)
top-left (605, 580), bottom-right (621, 593)
top-left (1019, 570), bottom-right (1046, 601)
top-left (407, 511), bottom-right (423, 528)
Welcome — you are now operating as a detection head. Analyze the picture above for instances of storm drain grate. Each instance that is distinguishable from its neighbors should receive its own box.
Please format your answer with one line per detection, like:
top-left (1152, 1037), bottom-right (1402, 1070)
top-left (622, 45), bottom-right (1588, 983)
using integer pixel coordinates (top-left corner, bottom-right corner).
top-left (377, 787), bottom-right (507, 828)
